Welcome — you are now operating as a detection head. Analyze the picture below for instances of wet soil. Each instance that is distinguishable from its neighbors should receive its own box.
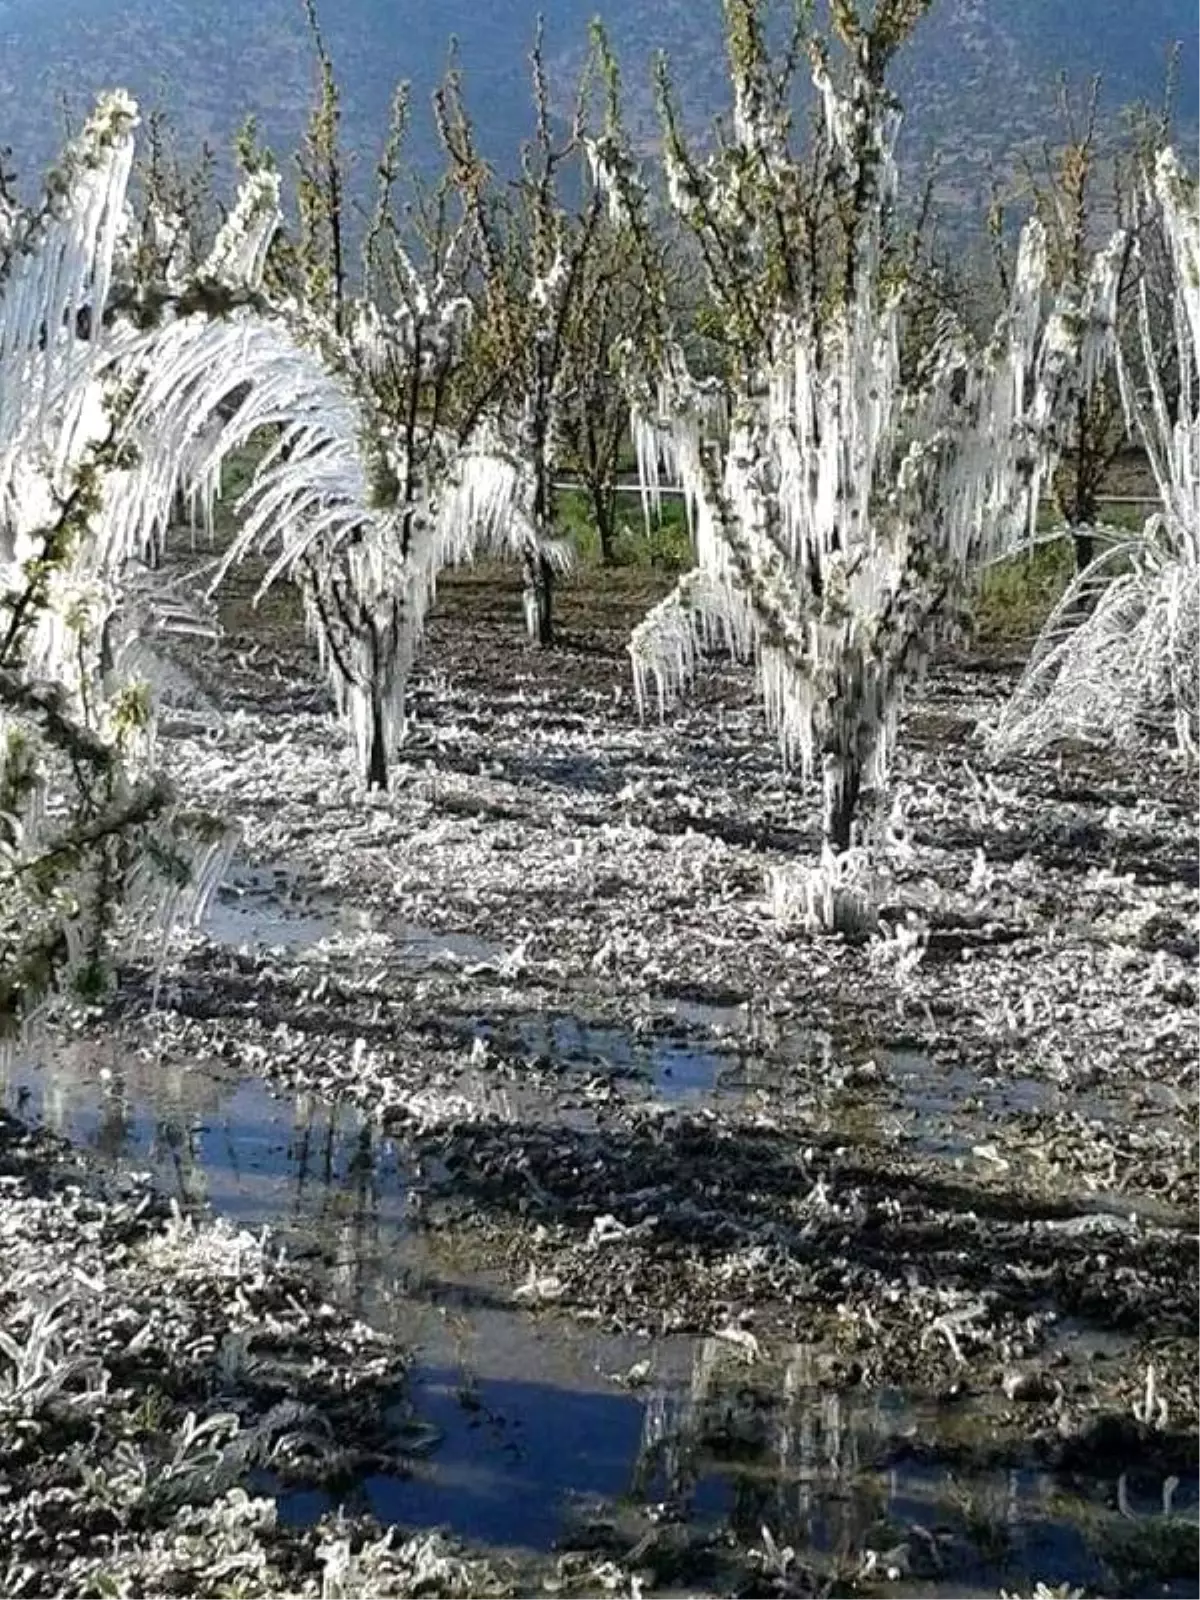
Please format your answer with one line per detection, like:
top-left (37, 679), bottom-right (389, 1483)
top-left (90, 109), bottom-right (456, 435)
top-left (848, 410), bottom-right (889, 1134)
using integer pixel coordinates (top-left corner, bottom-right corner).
top-left (4, 557), bottom-right (1197, 1597)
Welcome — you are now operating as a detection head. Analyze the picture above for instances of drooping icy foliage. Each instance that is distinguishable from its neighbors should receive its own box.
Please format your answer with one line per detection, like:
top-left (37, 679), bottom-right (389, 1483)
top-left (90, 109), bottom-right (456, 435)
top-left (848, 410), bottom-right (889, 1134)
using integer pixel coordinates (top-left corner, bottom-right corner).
top-left (0, 95), bottom-right (231, 1034)
top-left (594, 0), bottom-right (1125, 851)
top-left (154, 307), bottom-right (551, 784)
top-left (994, 148), bottom-right (1199, 761)
top-left (127, 255), bottom-right (562, 787)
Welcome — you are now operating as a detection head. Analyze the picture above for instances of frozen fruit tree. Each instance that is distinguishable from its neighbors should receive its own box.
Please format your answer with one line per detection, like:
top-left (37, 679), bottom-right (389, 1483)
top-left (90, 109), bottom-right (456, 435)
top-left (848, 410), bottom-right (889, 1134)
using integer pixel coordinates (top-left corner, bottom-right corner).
top-left (145, 30), bottom-right (566, 788)
top-left (1006, 75), bottom-right (1138, 575)
top-left (993, 147), bottom-right (1199, 761)
top-left (436, 26), bottom-right (618, 644)
top-left (0, 95), bottom-right (235, 1036)
top-left (592, 0), bottom-right (1125, 859)
top-left (125, 220), bottom-right (549, 790)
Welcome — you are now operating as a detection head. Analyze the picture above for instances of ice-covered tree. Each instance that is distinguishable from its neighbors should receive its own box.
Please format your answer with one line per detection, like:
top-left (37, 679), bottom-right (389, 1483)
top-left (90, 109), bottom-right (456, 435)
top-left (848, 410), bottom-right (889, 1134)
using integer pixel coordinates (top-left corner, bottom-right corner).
top-left (0, 96), bottom-right (231, 1037)
top-left (174, 28), bottom-right (564, 785)
top-left (437, 27), bottom-right (618, 643)
top-left (1011, 75), bottom-right (1135, 574)
top-left (555, 41), bottom-right (678, 567)
top-left (994, 147), bottom-right (1199, 761)
top-left (130, 106), bottom-right (221, 299)
top-left (593, 0), bottom-right (1125, 860)
top-left (154, 290), bottom-right (548, 790)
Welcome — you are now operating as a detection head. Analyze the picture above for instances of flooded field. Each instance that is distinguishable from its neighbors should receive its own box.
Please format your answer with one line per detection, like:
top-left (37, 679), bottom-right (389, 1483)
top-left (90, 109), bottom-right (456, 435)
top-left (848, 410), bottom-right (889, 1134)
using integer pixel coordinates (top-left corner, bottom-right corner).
top-left (5, 1004), bottom-right (1197, 1597)
top-left (2, 567), bottom-right (1196, 1596)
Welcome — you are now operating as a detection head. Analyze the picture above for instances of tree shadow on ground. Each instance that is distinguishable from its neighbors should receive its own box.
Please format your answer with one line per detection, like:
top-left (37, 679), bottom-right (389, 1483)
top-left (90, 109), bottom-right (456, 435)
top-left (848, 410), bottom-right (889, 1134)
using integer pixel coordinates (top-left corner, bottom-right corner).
top-left (918, 817), bottom-right (1199, 888)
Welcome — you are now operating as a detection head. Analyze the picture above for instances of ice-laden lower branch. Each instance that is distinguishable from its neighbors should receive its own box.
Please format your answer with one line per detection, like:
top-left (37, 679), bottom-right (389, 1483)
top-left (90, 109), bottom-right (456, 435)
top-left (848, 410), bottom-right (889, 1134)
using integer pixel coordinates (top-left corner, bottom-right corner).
top-left (601, 12), bottom-right (1125, 868)
top-left (994, 148), bottom-right (1199, 762)
top-left (120, 290), bottom-right (564, 785)
top-left (0, 92), bottom-right (252, 1035)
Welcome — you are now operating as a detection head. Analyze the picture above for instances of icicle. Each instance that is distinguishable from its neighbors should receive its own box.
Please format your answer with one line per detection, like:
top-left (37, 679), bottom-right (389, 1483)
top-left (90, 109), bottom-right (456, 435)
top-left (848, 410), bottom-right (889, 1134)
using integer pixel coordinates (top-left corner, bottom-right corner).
top-left (995, 146), bottom-right (1199, 761)
top-left (1157, 150), bottom-right (1200, 362)
top-left (619, 31), bottom-right (1133, 869)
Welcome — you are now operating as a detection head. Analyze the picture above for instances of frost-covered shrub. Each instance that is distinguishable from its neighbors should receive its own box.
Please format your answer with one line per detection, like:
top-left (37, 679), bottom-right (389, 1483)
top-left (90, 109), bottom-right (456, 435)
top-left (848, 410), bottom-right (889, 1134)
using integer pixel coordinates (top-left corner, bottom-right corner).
top-left (592, 0), bottom-right (1124, 862)
top-left (994, 148), bottom-right (1199, 762)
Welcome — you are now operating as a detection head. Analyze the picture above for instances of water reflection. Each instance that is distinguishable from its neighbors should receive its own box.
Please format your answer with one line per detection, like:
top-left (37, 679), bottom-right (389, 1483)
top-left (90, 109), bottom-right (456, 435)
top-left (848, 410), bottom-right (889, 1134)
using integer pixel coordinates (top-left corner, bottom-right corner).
top-left (506, 1013), bottom-right (738, 1099)
top-left (2, 1045), bottom-right (401, 1304)
top-left (2, 1046), bottom-right (1194, 1588)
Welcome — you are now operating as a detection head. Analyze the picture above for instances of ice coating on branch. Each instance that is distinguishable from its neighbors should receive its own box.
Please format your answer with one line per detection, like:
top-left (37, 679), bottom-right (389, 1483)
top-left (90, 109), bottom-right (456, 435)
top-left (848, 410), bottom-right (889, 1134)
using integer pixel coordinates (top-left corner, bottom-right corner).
top-left (995, 146), bottom-right (1199, 761)
top-left (628, 346), bottom-right (726, 536)
top-left (203, 167), bottom-right (281, 288)
top-left (621, 36), bottom-right (1124, 849)
top-left (586, 134), bottom-right (647, 232)
top-left (0, 94), bottom-right (146, 716)
top-left (0, 91), bottom-right (137, 512)
top-left (113, 184), bottom-right (558, 779)
top-left (142, 204), bottom-right (192, 290)
top-left (0, 93), bottom-right (231, 1034)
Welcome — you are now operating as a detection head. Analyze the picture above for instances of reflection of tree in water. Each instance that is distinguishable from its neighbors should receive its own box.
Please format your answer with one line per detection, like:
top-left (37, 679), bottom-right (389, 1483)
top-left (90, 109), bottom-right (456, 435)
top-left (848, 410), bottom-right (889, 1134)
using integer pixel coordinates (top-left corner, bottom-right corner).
top-left (630, 1341), bottom-right (895, 1558)
top-left (41, 1075), bottom-right (70, 1139)
top-left (156, 1115), bottom-right (209, 1210)
top-left (1, 1042), bottom-right (411, 1317)
top-left (327, 1126), bottom-right (383, 1310)
top-left (93, 1094), bottom-right (133, 1161)
top-left (3, 1044), bottom-right (333, 1211)
top-left (281, 1100), bottom-right (419, 1324)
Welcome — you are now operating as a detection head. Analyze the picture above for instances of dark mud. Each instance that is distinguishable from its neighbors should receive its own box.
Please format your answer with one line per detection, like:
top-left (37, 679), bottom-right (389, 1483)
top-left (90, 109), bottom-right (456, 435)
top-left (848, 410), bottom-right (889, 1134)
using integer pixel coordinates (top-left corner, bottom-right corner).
top-left (5, 562), bottom-right (1197, 1596)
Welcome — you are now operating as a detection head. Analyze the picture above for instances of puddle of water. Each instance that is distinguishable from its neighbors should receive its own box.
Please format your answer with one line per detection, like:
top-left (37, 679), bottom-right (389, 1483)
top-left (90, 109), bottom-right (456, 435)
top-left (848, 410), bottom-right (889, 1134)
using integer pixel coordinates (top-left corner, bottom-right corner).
top-left (2, 1045), bottom-right (1194, 1587)
top-left (622, 1368), bottom-right (1198, 1595)
top-left (202, 865), bottom-right (339, 949)
top-left (0, 1043), bottom-right (709, 1555)
top-left (398, 925), bottom-right (502, 968)
top-left (3, 1046), bottom-right (400, 1259)
top-left (276, 1350), bottom-right (1196, 1590)
top-left (664, 995), bottom-right (751, 1035)
top-left (877, 1051), bottom-right (1135, 1162)
top-left (277, 1362), bottom-right (663, 1552)
top-left (196, 865), bottom-right (803, 1113)
top-left (201, 864), bottom-right (503, 974)
top-left (664, 995), bottom-right (836, 1067)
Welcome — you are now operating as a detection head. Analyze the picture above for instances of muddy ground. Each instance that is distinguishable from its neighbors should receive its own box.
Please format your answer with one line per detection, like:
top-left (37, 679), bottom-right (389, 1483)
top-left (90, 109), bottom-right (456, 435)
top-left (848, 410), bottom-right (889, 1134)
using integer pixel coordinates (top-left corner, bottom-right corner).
top-left (3, 557), bottom-right (1197, 1597)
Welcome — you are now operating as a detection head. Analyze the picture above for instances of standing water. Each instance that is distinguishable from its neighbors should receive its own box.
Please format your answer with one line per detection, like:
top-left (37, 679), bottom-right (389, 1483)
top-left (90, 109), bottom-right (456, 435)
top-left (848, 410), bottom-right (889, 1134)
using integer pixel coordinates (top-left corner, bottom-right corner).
top-left (2, 856), bottom-right (1193, 1590)
top-left (3, 1038), bottom-right (1193, 1593)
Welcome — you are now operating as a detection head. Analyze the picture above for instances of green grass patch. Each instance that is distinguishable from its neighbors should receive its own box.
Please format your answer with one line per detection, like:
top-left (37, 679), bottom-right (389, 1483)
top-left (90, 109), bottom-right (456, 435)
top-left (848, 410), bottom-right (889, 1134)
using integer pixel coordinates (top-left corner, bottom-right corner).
top-left (555, 487), bottom-right (694, 573)
top-left (970, 539), bottom-right (1076, 646)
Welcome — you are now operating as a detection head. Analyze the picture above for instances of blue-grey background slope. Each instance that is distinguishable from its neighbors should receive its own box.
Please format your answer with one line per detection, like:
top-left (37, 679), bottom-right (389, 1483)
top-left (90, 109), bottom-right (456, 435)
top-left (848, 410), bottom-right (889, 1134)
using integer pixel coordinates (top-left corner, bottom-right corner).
top-left (1, 0), bottom-right (1195, 210)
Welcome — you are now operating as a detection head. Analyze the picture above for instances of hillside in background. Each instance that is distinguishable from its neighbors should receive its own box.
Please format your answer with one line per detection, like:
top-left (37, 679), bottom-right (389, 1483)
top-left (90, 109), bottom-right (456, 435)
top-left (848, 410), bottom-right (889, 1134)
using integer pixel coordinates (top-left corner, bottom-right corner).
top-left (1, 0), bottom-right (1196, 218)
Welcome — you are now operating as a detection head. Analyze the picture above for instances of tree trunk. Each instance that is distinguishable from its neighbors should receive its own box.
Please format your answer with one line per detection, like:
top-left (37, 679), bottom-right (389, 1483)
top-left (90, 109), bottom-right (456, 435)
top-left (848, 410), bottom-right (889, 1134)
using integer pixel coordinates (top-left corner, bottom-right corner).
top-left (1067, 403), bottom-right (1100, 574)
top-left (1071, 526), bottom-right (1095, 572)
top-left (524, 549), bottom-right (554, 646)
top-left (1068, 482), bottom-right (1099, 608)
top-left (591, 481), bottom-right (617, 565)
top-left (823, 755), bottom-right (861, 853)
top-left (367, 691), bottom-right (388, 790)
